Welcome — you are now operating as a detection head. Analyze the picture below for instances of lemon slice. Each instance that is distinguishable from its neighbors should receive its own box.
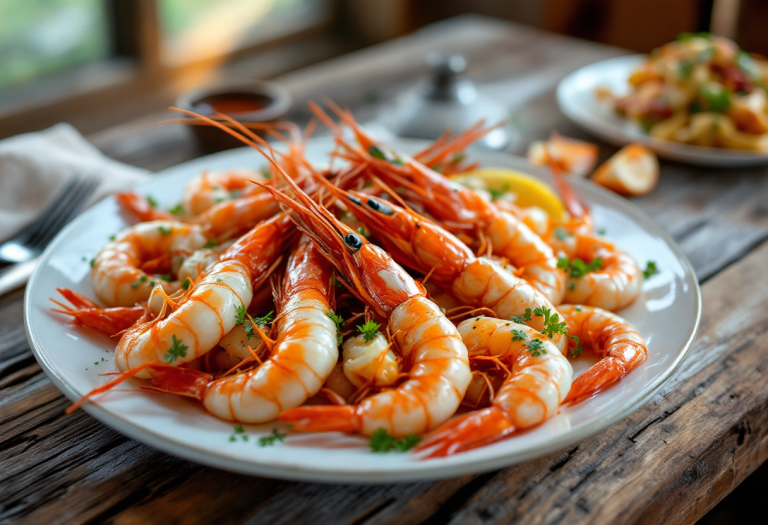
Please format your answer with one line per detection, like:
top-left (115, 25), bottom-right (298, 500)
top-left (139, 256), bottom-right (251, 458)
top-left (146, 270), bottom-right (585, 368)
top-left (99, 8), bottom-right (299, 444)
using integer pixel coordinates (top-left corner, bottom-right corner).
top-left (451, 168), bottom-right (565, 220)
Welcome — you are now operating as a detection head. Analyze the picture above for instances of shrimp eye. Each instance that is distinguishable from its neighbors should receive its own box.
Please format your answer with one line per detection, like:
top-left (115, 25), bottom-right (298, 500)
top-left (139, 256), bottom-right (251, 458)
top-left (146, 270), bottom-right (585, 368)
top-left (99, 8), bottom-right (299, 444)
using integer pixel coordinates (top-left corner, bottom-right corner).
top-left (346, 195), bottom-right (362, 206)
top-left (366, 198), bottom-right (393, 215)
top-left (344, 232), bottom-right (363, 251)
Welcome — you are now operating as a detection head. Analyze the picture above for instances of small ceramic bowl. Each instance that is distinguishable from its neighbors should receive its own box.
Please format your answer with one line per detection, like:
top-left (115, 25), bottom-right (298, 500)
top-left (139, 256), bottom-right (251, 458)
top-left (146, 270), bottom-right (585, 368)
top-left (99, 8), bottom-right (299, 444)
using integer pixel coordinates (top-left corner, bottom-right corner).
top-left (175, 80), bottom-right (292, 151)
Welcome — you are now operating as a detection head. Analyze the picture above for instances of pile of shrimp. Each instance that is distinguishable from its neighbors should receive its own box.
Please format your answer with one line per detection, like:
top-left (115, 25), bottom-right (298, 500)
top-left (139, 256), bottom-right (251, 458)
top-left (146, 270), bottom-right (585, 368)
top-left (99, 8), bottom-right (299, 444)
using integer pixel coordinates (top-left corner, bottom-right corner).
top-left (53, 103), bottom-right (648, 458)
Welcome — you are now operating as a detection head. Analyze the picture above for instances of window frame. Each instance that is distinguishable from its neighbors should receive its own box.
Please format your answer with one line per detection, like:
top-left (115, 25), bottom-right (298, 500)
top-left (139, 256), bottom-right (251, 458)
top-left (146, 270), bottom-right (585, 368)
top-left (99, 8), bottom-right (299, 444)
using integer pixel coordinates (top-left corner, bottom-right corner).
top-left (0, 0), bottom-right (338, 138)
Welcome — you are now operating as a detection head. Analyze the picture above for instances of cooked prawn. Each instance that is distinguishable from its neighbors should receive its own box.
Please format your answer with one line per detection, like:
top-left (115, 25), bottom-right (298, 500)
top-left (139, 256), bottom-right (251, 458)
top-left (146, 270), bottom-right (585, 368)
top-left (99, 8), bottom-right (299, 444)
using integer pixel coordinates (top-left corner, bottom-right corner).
top-left (318, 184), bottom-right (568, 351)
top-left (183, 168), bottom-right (267, 217)
top-left (114, 213), bottom-right (292, 376)
top-left (558, 305), bottom-right (647, 404)
top-left (143, 234), bottom-right (339, 423)
top-left (416, 316), bottom-right (572, 457)
top-left (91, 220), bottom-right (208, 307)
top-left (254, 160), bottom-right (471, 438)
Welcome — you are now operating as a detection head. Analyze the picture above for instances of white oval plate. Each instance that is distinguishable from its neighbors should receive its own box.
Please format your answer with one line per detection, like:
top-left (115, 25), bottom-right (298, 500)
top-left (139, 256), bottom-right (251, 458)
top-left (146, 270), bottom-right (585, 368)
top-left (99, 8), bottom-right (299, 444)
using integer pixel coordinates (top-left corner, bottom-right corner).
top-left (25, 137), bottom-right (700, 483)
top-left (557, 54), bottom-right (768, 167)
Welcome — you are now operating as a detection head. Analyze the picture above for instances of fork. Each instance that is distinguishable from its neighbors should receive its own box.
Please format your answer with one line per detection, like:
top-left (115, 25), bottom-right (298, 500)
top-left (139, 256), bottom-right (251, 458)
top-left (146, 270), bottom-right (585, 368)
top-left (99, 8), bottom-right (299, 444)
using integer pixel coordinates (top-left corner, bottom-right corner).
top-left (0, 176), bottom-right (99, 296)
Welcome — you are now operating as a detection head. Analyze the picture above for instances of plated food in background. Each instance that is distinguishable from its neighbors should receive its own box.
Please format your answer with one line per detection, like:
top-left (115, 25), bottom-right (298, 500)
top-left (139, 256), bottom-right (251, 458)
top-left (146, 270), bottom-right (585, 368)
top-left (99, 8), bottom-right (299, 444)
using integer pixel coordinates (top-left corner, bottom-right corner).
top-left (598, 33), bottom-right (768, 151)
top-left (557, 37), bottom-right (768, 166)
top-left (25, 107), bottom-right (699, 481)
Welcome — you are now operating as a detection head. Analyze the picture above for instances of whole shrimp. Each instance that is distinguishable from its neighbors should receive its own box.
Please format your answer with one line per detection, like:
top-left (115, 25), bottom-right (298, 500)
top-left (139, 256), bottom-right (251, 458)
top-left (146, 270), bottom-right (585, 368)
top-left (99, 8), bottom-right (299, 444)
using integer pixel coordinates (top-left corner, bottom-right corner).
top-left (183, 168), bottom-right (268, 217)
top-left (311, 103), bottom-right (567, 305)
top-left (91, 220), bottom-right (208, 307)
top-left (416, 317), bottom-right (572, 457)
top-left (114, 213), bottom-right (291, 376)
top-left (115, 190), bottom-right (281, 242)
top-left (545, 156), bottom-right (643, 310)
top-left (258, 162), bottom-right (472, 438)
top-left (558, 305), bottom-right (647, 404)
top-left (317, 181), bottom-right (568, 352)
top-left (141, 234), bottom-right (339, 423)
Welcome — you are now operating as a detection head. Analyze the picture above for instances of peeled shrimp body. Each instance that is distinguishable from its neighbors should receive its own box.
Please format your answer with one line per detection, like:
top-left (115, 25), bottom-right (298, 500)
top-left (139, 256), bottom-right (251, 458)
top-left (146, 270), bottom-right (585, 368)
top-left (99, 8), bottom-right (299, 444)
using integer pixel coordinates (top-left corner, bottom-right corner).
top-left (417, 317), bottom-right (572, 457)
top-left (115, 214), bottom-right (291, 376)
top-left (563, 235), bottom-right (642, 311)
top-left (342, 333), bottom-right (400, 388)
top-left (91, 220), bottom-right (207, 307)
top-left (558, 305), bottom-right (647, 403)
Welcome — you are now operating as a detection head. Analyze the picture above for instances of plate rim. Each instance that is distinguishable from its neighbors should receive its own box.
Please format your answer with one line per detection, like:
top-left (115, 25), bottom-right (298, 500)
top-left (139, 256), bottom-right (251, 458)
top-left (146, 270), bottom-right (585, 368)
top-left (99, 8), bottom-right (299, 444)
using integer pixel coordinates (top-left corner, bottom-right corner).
top-left (23, 139), bottom-right (702, 483)
top-left (557, 53), bottom-right (768, 166)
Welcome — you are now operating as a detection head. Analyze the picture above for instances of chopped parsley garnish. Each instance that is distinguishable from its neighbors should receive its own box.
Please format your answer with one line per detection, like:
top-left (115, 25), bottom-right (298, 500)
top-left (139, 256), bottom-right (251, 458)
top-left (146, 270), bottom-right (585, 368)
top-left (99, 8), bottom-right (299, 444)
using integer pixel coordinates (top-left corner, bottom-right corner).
top-left (139, 275), bottom-right (148, 283)
top-left (511, 307), bottom-right (532, 324)
top-left (511, 329), bottom-right (527, 342)
top-left (235, 305), bottom-right (248, 325)
top-left (163, 335), bottom-right (188, 363)
top-left (327, 310), bottom-right (345, 343)
top-left (158, 226), bottom-right (172, 236)
top-left (108, 234), bottom-right (116, 241)
top-left (597, 228), bottom-right (606, 236)
top-left (158, 274), bottom-right (173, 282)
top-left (357, 320), bottom-right (381, 343)
top-left (357, 226), bottom-right (369, 237)
top-left (253, 311), bottom-right (274, 327)
top-left (260, 167), bottom-right (272, 179)
top-left (203, 239), bottom-right (217, 249)
top-left (258, 428), bottom-right (287, 447)
top-left (146, 195), bottom-right (158, 208)
top-left (131, 281), bottom-right (140, 289)
top-left (533, 306), bottom-right (569, 339)
top-left (488, 184), bottom-right (510, 202)
top-left (369, 428), bottom-right (422, 453)
top-left (525, 338), bottom-right (547, 357)
top-left (181, 280), bottom-right (191, 290)
top-left (568, 282), bottom-right (576, 291)
top-left (569, 335), bottom-right (583, 358)
top-left (230, 425), bottom-right (248, 442)
top-left (89, 258), bottom-right (96, 268)
top-left (574, 305), bottom-right (582, 312)
top-left (168, 203), bottom-right (184, 215)
top-left (229, 190), bottom-right (241, 199)
top-left (557, 257), bottom-right (603, 278)
top-left (699, 84), bottom-right (731, 114)
top-left (554, 227), bottom-right (569, 241)
top-left (678, 60), bottom-right (695, 79)
top-left (643, 260), bottom-right (659, 280)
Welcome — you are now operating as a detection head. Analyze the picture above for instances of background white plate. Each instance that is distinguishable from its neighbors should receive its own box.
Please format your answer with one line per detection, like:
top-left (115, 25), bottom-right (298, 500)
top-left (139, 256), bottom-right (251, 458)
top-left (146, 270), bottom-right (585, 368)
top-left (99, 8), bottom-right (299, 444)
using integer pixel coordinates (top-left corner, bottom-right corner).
top-left (557, 54), bottom-right (768, 167)
top-left (24, 137), bottom-right (701, 483)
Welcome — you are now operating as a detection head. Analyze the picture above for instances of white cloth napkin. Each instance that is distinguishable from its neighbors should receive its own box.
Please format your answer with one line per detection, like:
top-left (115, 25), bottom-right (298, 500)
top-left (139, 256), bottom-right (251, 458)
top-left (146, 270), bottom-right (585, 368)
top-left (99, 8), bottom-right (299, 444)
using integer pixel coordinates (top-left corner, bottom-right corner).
top-left (0, 123), bottom-right (149, 241)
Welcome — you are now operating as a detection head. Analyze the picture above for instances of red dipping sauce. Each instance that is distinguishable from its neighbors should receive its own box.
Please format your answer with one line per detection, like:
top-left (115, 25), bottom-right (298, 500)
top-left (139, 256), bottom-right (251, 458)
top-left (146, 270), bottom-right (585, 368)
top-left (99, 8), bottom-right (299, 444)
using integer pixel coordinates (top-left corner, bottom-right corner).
top-left (192, 92), bottom-right (273, 116)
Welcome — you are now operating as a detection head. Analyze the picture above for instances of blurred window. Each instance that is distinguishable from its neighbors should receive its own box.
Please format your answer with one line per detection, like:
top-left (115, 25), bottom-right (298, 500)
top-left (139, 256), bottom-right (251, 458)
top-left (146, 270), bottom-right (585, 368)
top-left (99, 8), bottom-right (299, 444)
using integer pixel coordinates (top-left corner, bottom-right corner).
top-left (0, 0), bottom-right (110, 89)
top-left (159, 0), bottom-right (327, 64)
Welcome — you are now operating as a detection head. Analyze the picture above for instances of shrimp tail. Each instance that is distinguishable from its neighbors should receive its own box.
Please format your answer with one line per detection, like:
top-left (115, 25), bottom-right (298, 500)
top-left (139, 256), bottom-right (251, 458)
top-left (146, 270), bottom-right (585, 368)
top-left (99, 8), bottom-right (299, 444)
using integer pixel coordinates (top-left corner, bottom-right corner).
top-left (415, 407), bottom-right (515, 458)
top-left (50, 288), bottom-right (145, 336)
top-left (142, 366), bottom-right (213, 402)
top-left (115, 192), bottom-right (174, 223)
top-left (564, 353), bottom-right (639, 404)
top-left (279, 405), bottom-right (361, 433)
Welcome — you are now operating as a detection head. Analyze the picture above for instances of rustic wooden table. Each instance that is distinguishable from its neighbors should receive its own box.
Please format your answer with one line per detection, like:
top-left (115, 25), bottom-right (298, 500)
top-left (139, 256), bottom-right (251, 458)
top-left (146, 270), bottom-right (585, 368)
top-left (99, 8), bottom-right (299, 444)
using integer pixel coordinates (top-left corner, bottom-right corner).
top-left (3, 15), bottom-right (768, 525)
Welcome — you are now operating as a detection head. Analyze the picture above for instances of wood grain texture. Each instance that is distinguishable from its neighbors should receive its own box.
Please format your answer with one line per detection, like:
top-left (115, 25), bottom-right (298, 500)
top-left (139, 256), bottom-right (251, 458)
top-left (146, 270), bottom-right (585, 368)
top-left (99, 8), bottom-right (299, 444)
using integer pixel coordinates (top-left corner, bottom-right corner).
top-left (3, 14), bottom-right (768, 525)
